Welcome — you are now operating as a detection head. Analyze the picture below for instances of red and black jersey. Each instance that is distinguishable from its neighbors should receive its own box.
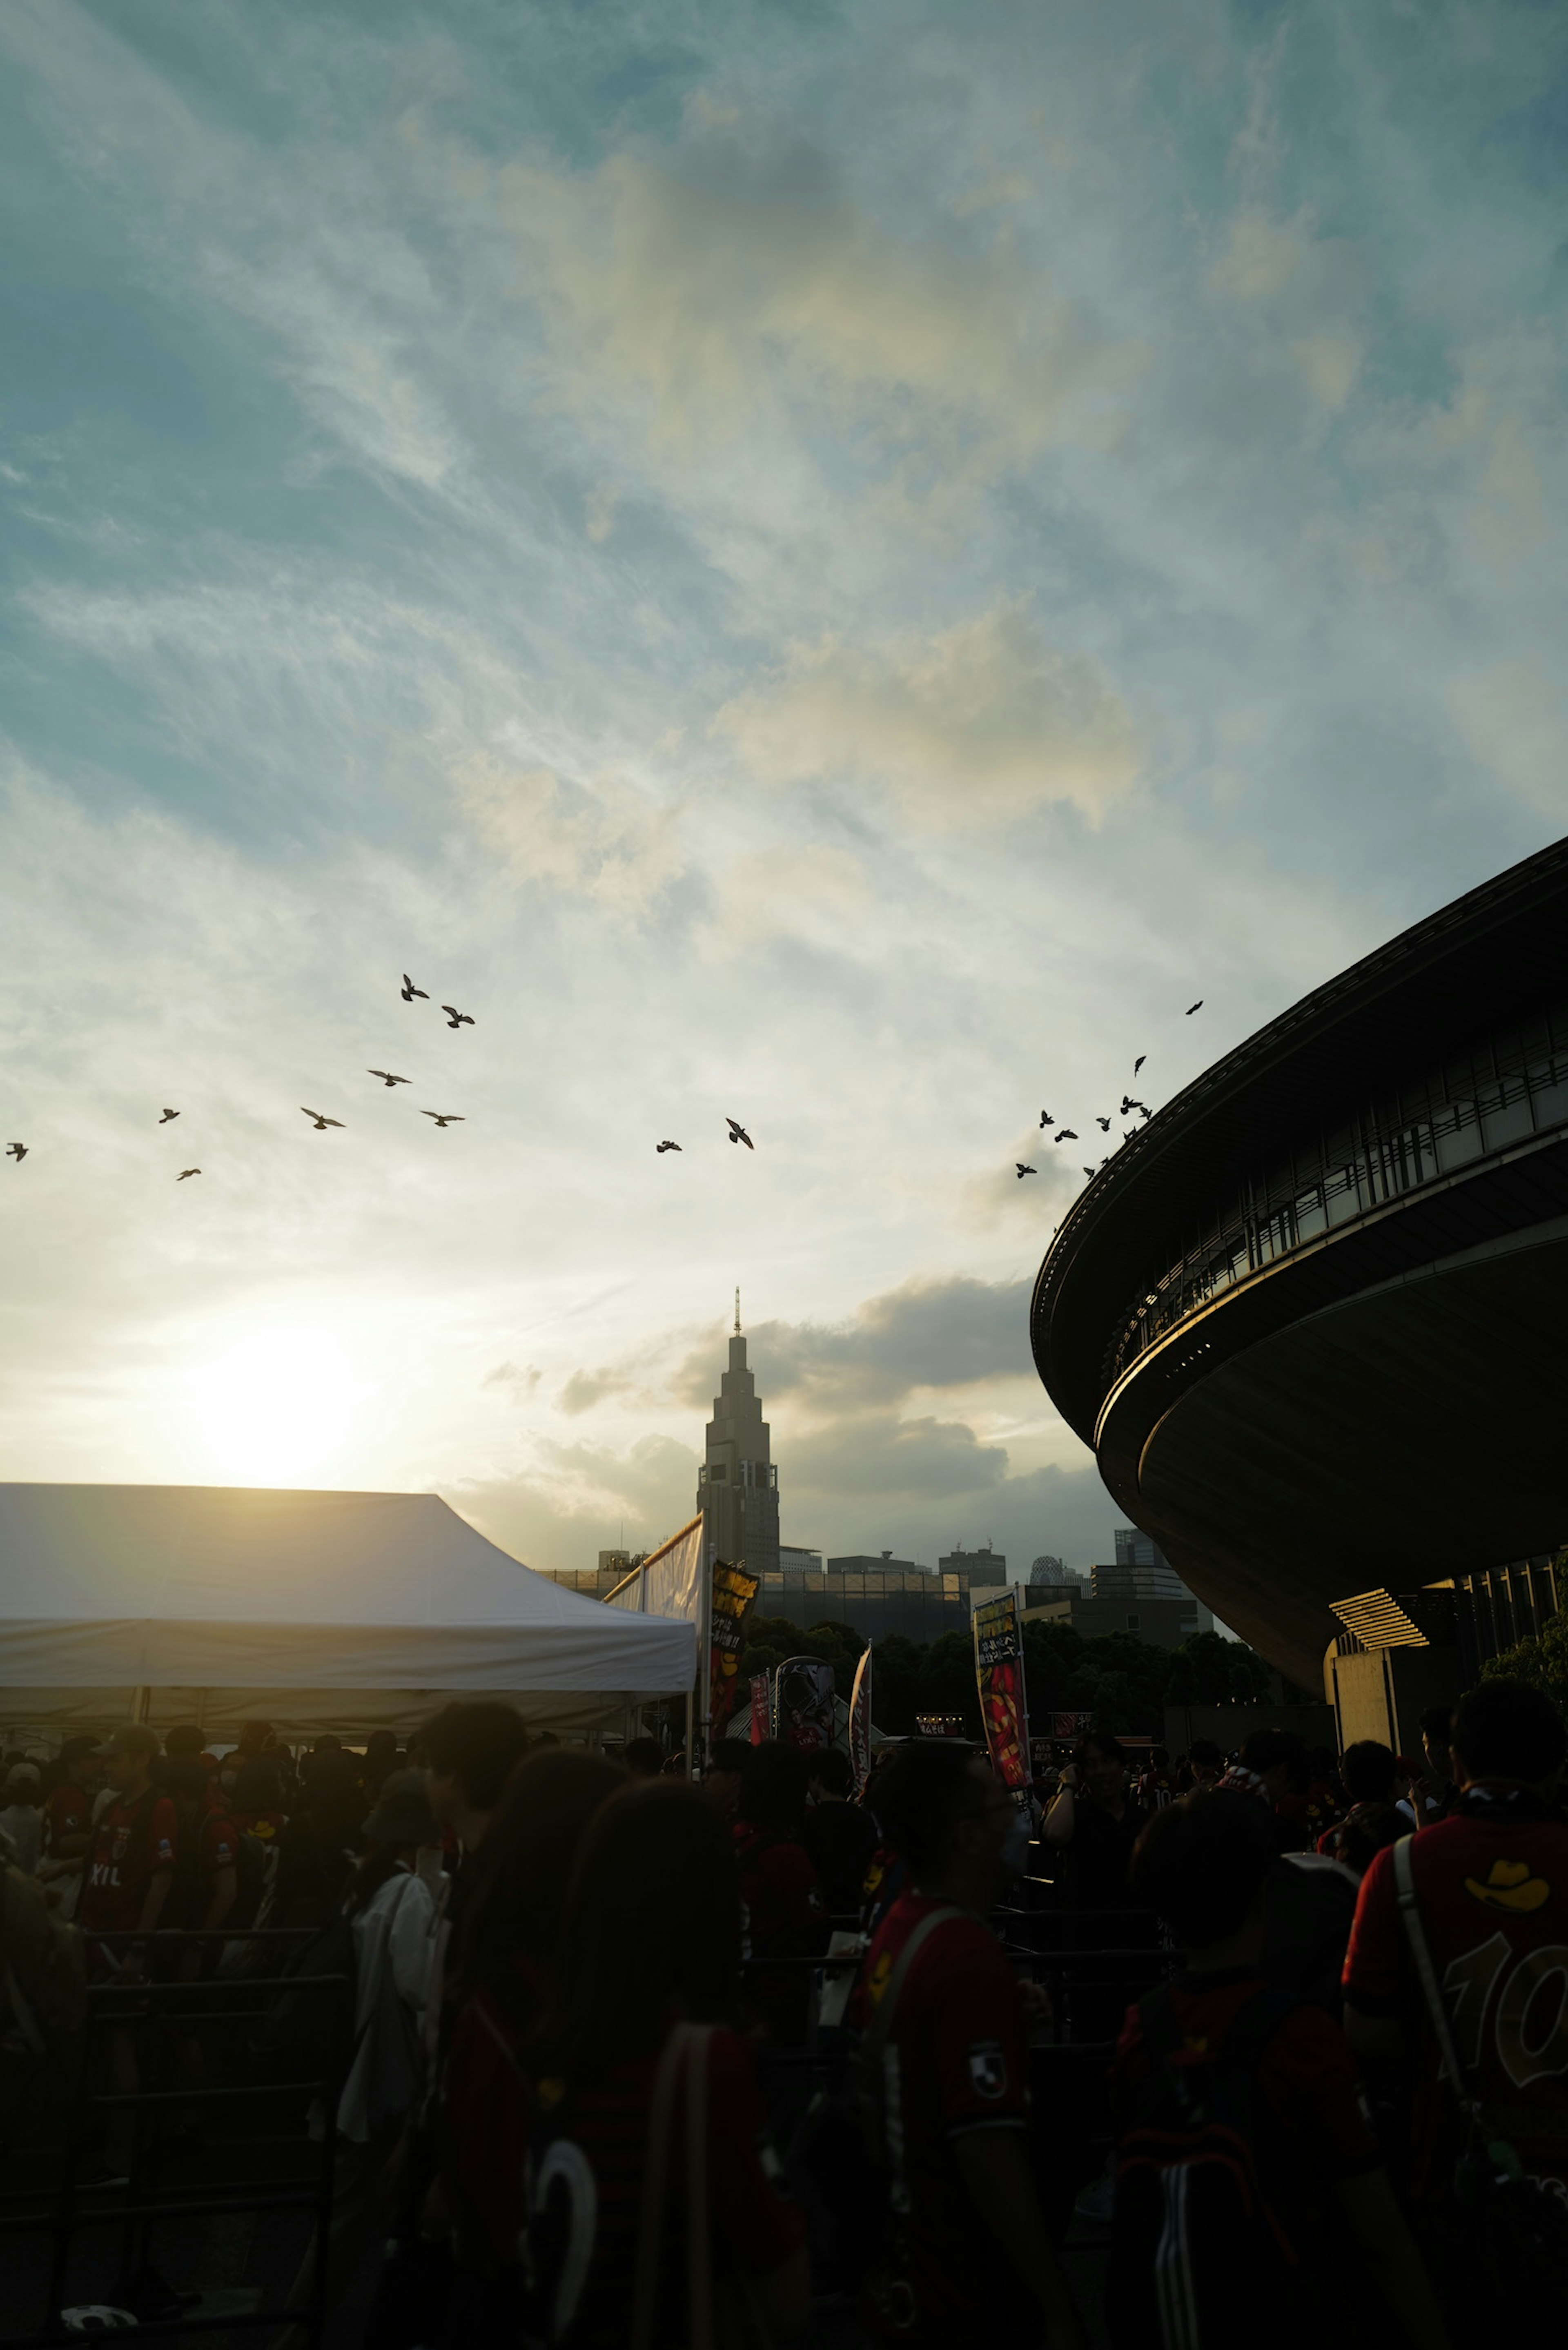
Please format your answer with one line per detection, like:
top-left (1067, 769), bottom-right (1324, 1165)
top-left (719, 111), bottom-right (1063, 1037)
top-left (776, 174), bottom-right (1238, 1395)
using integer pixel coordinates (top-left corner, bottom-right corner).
top-left (535, 2027), bottom-right (804, 2348)
top-left (41, 1781), bottom-right (93, 1861)
top-left (1113, 1965), bottom-right (1381, 2187)
top-left (851, 1890), bottom-right (1029, 2347)
top-left (80, 1789), bottom-right (178, 1935)
top-left (1343, 1793), bottom-right (1568, 2201)
top-left (162, 1809), bottom-right (240, 1931)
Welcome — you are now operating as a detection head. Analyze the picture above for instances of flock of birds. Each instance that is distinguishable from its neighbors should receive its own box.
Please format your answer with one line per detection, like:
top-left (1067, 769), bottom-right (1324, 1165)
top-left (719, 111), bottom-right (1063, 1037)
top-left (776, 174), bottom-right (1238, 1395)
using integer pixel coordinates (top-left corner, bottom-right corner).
top-left (6, 972), bottom-right (1205, 1190)
top-left (1013, 1000), bottom-right (1203, 1182)
top-left (4, 971), bottom-right (763, 1178)
top-left (4, 974), bottom-right (478, 1179)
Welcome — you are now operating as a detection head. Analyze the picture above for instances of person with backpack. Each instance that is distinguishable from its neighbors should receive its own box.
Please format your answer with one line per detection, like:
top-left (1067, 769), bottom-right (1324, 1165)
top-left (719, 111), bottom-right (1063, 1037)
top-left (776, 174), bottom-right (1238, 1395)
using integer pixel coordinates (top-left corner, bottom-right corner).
top-left (1109, 1791), bottom-right (1448, 2350)
top-left (431, 1748), bottom-right (625, 2331)
top-left (276, 1768), bottom-right (443, 2347)
top-left (1342, 1678), bottom-right (1568, 2343)
top-left (527, 1778), bottom-right (809, 2347)
top-left (851, 1740), bottom-right (1084, 2350)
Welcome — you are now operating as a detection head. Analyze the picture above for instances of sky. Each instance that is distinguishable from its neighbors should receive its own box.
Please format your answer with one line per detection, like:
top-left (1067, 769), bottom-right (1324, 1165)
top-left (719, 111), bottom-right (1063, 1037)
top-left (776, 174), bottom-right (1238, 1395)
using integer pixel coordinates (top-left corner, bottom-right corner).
top-left (1, 0), bottom-right (1565, 1584)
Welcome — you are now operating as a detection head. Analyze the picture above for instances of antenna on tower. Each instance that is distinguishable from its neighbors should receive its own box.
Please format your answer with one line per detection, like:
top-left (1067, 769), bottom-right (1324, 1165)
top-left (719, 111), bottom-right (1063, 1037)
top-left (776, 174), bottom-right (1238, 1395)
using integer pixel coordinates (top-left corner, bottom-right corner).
top-left (734, 1286), bottom-right (741, 1334)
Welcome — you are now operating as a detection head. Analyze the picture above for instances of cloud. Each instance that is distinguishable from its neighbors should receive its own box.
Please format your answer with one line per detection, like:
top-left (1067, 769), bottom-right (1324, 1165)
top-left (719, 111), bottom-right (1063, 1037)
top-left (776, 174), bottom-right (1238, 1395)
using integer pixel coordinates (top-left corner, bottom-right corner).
top-left (1206, 207), bottom-right (1366, 416)
top-left (671, 1275), bottom-right (1035, 1412)
top-left (449, 752), bottom-right (686, 910)
top-left (786, 1410), bottom-right (1008, 1497)
top-left (499, 101), bottom-right (1138, 465)
top-left (714, 604), bottom-right (1140, 822)
top-left (556, 1366), bottom-right (633, 1416)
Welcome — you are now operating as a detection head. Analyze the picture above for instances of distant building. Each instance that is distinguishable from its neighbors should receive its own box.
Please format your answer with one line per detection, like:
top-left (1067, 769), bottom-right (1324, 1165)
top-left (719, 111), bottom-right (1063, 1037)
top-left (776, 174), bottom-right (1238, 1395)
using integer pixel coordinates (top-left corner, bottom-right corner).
top-left (940, 1541), bottom-right (1006, 1587)
top-left (826, 1552), bottom-right (931, 1576)
top-left (598, 1548), bottom-right (639, 1577)
top-left (779, 1546), bottom-right (823, 1575)
top-left (1029, 1555), bottom-right (1085, 1588)
top-left (1114, 1526), bottom-right (1168, 1570)
top-left (1022, 1584), bottom-right (1203, 1651)
top-left (752, 1567), bottom-right (973, 1643)
top-left (695, 1297), bottom-right (780, 1581)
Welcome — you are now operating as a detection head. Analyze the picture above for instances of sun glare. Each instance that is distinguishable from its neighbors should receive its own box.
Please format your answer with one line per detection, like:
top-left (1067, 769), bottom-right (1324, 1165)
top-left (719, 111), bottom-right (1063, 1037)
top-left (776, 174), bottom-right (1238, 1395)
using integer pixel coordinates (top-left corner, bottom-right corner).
top-left (194, 1328), bottom-right (362, 1483)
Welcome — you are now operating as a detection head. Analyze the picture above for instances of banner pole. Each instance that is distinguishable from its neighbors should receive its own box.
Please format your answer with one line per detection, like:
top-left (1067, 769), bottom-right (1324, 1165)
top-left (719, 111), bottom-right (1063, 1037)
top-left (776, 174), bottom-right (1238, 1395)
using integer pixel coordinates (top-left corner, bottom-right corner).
top-left (697, 1526), bottom-right (715, 1774)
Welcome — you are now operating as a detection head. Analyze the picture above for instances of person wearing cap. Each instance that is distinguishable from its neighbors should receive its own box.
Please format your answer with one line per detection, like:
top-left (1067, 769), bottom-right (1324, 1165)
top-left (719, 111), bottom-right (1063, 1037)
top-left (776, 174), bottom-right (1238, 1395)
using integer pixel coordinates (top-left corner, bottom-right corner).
top-left (0, 1762), bottom-right (43, 1874)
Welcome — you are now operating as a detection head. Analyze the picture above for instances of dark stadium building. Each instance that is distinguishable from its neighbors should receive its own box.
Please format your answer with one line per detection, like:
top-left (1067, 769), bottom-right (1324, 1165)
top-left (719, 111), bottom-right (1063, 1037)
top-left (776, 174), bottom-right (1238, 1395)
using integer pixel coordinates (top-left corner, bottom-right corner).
top-left (1030, 835), bottom-right (1568, 1690)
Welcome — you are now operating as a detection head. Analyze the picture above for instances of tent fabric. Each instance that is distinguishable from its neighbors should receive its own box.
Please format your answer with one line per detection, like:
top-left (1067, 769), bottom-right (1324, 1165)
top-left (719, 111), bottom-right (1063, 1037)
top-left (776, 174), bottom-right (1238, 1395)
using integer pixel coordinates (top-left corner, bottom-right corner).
top-left (604, 1514), bottom-right (704, 1624)
top-left (0, 1483), bottom-right (694, 1705)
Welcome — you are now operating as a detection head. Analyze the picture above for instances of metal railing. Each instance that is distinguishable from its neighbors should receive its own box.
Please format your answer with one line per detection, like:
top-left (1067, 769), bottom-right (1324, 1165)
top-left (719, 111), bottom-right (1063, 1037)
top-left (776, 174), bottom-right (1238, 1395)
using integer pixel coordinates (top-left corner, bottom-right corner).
top-left (1, 1929), bottom-right (351, 2348)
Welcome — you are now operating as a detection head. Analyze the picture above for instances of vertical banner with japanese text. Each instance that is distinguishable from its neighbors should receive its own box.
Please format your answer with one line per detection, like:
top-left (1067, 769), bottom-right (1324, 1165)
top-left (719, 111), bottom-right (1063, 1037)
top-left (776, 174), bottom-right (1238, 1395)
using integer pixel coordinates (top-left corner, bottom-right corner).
top-left (708, 1559), bottom-right (761, 1735)
top-left (973, 1588), bottom-right (1030, 1796)
top-left (848, 1643), bottom-right (873, 1795)
top-left (748, 1673), bottom-right (770, 1744)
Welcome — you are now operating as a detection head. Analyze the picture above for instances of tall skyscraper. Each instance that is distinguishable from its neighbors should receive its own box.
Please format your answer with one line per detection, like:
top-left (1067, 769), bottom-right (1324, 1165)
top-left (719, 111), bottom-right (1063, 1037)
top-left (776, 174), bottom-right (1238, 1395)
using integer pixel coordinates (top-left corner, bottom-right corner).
top-left (695, 1295), bottom-right (780, 1579)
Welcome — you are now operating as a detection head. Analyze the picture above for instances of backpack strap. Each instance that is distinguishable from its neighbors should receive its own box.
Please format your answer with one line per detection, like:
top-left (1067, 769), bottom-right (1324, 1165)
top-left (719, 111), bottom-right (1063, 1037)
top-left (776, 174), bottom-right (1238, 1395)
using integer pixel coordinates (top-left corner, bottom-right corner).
top-left (1392, 1831), bottom-right (1482, 2126)
top-left (630, 2021), bottom-right (689, 2350)
top-left (861, 1902), bottom-right (968, 2062)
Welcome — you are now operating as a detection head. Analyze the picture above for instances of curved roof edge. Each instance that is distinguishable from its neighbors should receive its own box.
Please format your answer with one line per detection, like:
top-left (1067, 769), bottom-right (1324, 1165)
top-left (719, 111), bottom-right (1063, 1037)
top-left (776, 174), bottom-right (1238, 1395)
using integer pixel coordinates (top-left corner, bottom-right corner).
top-left (1033, 830), bottom-right (1568, 1439)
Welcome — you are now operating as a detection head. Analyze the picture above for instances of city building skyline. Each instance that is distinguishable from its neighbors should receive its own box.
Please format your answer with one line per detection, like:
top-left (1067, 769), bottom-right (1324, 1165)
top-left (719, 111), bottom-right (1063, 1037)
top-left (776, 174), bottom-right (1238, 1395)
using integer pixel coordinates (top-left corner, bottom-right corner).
top-left (695, 1301), bottom-right (780, 1581)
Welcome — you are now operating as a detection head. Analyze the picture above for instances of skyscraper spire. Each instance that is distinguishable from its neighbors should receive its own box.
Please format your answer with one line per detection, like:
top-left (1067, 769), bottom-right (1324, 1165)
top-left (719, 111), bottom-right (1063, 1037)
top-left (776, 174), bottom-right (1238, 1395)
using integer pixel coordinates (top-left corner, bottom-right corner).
top-left (735, 1285), bottom-right (741, 1334)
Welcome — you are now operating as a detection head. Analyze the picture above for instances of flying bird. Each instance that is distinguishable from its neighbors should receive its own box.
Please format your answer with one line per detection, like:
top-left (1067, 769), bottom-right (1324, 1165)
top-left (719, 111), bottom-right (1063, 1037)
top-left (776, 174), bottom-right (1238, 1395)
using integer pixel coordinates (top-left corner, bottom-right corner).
top-left (301, 1108), bottom-right (344, 1131)
top-left (1186, 1000), bottom-right (1203, 1016)
top-left (421, 1112), bottom-right (466, 1127)
top-left (1055, 1128), bottom-right (1078, 1142)
top-left (401, 975), bottom-right (428, 1002)
top-left (1134, 1056), bottom-right (1146, 1075)
top-left (1016, 1163), bottom-right (1037, 1179)
top-left (177, 1168), bottom-right (200, 1181)
top-left (1082, 1166), bottom-right (1096, 1177)
top-left (726, 1118), bottom-right (754, 1149)
top-left (6, 1143), bottom-right (26, 1164)
top-left (158, 1108), bottom-right (179, 1124)
top-left (368, 1070), bottom-right (411, 1088)
top-left (1040, 1112), bottom-right (1054, 1128)
top-left (1140, 1105), bottom-right (1152, 1120)
top-left (1096, 1117), bottom-right (1111, 1131)
top-left (441, 1005), bottom-right (474, 1030)
top-left (656, 1140), bottom-right (682, 1153)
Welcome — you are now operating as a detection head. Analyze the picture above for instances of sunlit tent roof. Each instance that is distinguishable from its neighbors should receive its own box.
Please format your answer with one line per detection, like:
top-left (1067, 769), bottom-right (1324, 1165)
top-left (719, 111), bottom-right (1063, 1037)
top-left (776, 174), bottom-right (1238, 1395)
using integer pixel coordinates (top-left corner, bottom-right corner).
top-left (0, 1484), bottom-right (695, 1741)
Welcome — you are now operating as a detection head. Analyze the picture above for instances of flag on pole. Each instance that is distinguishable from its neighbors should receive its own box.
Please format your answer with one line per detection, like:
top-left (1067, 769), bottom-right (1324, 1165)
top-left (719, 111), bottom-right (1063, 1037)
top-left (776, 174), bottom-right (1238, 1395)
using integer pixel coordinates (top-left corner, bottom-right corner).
top-left (708, 1559), bottom-right (761, 1734)
top-left (848, 1642), bottom-right (873, 1795)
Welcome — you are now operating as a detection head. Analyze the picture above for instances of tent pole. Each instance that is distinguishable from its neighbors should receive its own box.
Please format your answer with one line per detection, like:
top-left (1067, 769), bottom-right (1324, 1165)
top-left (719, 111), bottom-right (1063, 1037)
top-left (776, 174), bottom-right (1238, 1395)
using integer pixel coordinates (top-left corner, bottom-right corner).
top-left (685, 1685), bottom-right (695, 1778)
top-left (696, 1527), bottom-right (714, 1778)
top-left (132, 1686), bottom-right (151, 1726)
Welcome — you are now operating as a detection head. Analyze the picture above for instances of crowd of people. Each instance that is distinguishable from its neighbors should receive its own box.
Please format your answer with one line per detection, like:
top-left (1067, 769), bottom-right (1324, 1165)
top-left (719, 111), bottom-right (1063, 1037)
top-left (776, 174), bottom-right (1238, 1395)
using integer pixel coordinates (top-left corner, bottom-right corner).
top-left (1, 1683), bottom-right (1565, 2348)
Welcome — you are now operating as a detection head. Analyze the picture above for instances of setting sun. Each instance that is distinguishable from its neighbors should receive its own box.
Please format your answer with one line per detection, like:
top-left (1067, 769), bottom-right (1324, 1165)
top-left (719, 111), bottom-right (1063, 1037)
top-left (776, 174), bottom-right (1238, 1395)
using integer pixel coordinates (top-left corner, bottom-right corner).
top-left (193, 1328), bottom-right (364, 1483)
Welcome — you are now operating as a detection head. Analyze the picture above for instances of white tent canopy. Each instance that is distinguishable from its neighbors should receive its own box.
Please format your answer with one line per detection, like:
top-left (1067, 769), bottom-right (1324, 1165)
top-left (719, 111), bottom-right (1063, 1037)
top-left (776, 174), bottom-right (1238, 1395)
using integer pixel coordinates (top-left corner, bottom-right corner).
top-left (0, 1483), bottom-right (695, 1742)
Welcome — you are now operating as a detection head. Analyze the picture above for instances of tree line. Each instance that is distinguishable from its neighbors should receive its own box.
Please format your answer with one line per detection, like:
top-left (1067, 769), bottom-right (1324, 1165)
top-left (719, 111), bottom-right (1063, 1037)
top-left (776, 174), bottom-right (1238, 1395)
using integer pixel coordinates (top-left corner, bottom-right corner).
top-left (738, 1611), bottom-right (1299, 1741)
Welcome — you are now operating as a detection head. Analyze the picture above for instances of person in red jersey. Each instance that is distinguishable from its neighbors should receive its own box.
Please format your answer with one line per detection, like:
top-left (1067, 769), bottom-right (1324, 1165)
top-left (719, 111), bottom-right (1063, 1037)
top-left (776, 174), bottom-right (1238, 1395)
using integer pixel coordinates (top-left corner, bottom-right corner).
top-left (851, 1740), bottom-right (1083, 2350)
top-left (1110, 1792), bottom-right (1446, 2349)
top-left (529, 1780), bottom-right (808, 2348)
top-left (1343, 1677), bottom-right (1568, 2338)
top-left (80, 1724), bottom-right (178, 1972)
top-left (38, 1735), bottom-right (101, 1915)
top-left (434, 1747), bottom-right (624, 2334)
top-left (732, 1742), bottom-right (828, 2045)
top-left (160, 1760), bottom-right (239, 1940)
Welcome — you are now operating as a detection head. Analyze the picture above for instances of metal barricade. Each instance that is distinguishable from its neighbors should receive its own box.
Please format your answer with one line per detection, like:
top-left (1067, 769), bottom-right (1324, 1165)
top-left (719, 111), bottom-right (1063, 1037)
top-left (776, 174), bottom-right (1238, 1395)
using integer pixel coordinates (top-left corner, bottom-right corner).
top-left (0, 1928), bottom-right (352, 2348)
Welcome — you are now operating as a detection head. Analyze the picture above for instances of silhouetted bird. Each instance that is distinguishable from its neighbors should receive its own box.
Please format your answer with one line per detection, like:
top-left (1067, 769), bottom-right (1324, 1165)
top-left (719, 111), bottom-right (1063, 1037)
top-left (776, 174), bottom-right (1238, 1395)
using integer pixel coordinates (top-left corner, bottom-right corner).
top-left (1016, 1163), bottom-right (1037, 1179)
top-left (6, 1143), bottom-right (26, 1164)
top-left (1186, 1000), bottom-right (1203, 1015)
top-left (177, 1168), bottom-right (200, 1181)
top-left (1096, 1117), bottom-right (1111, 1131)
top-left (158, 1108), bottom-right (179, 1124)
top-left (401, 975), bottom-right (428, 1002)
top-left (1082, 1166), bottom-right (1095, 1177)
top-left (656, 1140), bottom-right (682, 1153)
top-left (1140, 1105), bottom-right (1152, 1120)
top-left (421, 1112), bottom-right (465, 1127)
top-left (368, 1070), bottom-right (411, 1088)
top-left (301, 1109), bottom-right (344, 1131)
top-left (726, 1119), bottom-right (754, 1149)
top-left (1055, 1128), bottom-right (1078, 1142)
top-left (1040, 1111), bottom-right (1054, 1127)
top-left (441, 1005), bottom-right (474, 1030)
top-left (1134, 1056), bottom-right (1146, 1074)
